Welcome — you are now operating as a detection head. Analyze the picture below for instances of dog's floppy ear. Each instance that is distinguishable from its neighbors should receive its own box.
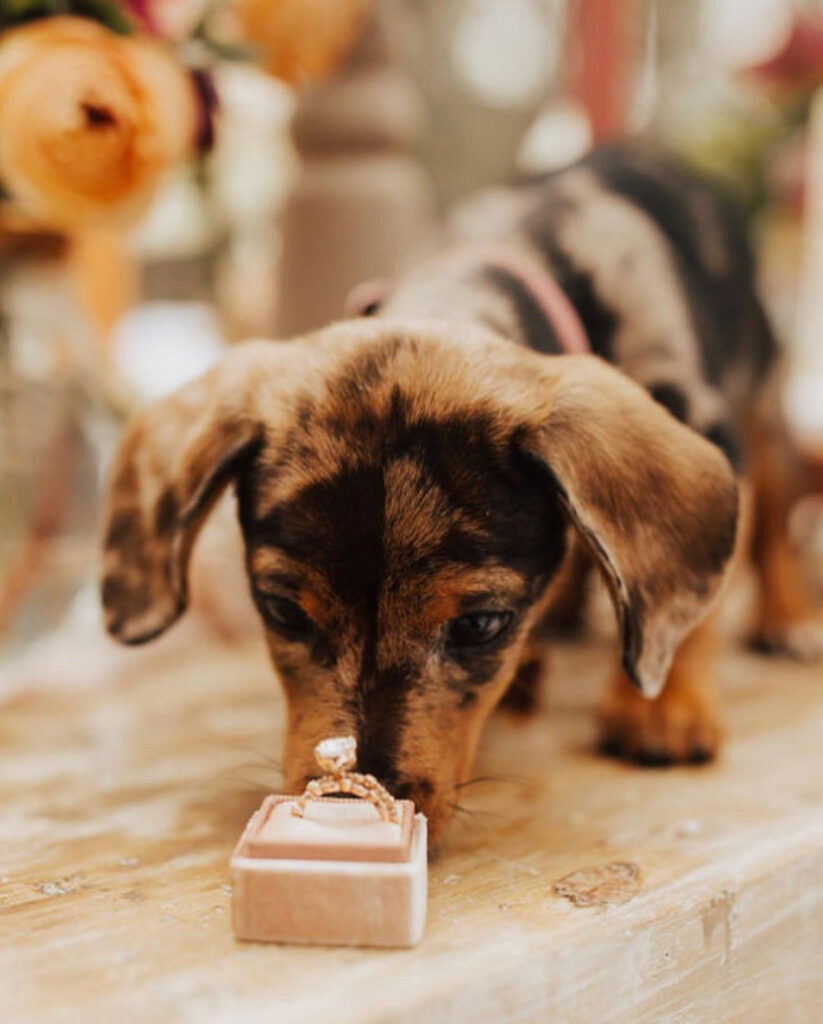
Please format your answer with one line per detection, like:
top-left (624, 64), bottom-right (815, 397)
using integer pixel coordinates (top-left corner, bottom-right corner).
top-left (100, 341), bottom-right (282, 644)
top-left (343, 278), bottom-right (391, 318)
top-left (526, 356), bottom-right (738, 698)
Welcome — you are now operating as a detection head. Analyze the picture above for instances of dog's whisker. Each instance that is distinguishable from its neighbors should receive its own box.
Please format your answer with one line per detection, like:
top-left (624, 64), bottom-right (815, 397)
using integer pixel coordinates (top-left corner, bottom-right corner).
top-left (452, 773), bottom-right (528, 791)
top-left (447, 801), bottom-right (477, 818)
top-left (230, 747), bottom-right (285, 771)
top-left (447, 801), bottom-right (503, 821)
top-left (213, 750), bottom-right (286, 791)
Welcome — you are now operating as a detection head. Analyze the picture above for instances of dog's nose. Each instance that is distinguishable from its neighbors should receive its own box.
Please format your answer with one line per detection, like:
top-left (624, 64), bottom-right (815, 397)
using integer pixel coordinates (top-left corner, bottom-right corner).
top-left (390, 777), bottom-right (435, 807)
top-left (357, 765), bottom-right (400, 796)
top-left (355, 750), bottom-right (398, 791)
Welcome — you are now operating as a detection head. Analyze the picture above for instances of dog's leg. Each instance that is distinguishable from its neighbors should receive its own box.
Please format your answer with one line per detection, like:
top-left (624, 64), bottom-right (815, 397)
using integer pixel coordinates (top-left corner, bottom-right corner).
top-left (498, 540), bottom-right (589, 715)
top-left (541, 535), bottom-right (593, 637)
top-left (747, 401), bottom-right (823, 659)
top-left (499, 640), bottom-right (546, 715)
top-left (597, 615), bottom-right (721, 765)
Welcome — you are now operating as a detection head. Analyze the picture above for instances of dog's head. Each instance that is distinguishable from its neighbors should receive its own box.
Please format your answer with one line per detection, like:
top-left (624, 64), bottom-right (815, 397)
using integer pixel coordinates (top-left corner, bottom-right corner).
top-left (100, 321), bottom-right (737, 841)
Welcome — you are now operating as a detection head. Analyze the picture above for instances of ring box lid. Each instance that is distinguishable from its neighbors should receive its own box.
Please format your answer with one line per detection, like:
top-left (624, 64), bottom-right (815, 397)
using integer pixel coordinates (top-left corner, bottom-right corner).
top-left (240, 795), bottom-right (415, 863)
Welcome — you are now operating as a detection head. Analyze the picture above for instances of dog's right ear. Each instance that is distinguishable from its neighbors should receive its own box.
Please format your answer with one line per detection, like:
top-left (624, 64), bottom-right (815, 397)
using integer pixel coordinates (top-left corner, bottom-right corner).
top-left (343, 278), bottom-right (391, 318)
top-left (100, 341), bottom-right (286, 645)
top-left (522, 355), bottom-right (739, 700)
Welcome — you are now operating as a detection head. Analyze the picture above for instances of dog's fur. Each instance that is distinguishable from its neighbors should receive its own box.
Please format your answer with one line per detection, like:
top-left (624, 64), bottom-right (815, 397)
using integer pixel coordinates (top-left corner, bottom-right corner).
top-left (100, 142), bottom-right (820, 843)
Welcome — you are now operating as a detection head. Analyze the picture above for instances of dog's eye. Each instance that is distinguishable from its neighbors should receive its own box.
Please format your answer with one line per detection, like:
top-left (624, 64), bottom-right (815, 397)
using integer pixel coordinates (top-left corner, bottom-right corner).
top-left (261, 595), bottom-right (314, 638)
top-left (445, 610), bottom-right (513, 649)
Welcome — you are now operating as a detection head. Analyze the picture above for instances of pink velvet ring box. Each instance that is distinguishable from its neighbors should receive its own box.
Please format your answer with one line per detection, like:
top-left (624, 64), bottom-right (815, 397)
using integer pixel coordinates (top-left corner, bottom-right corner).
top-left (230, 795), bottom-right (427, 947)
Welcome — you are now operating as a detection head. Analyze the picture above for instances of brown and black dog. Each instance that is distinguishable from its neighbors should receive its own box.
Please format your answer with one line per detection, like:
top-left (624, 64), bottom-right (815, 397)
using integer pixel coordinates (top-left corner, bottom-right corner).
top-left (99, 143), bottom-right (821, 844)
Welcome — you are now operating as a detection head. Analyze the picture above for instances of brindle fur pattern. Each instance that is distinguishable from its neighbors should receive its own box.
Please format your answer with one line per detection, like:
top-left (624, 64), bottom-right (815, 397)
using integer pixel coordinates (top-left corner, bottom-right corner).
top-left (101, 143), bottom-right (808, 843)
top-left (102, 320), bottom-right (737, 841)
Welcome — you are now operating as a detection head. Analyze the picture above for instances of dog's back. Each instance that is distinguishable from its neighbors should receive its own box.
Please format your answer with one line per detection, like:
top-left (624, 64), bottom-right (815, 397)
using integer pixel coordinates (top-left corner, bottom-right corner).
top-left (425, 141), bottom-right (778, 468)
top-left (99, 143), bottom-right (822, 825)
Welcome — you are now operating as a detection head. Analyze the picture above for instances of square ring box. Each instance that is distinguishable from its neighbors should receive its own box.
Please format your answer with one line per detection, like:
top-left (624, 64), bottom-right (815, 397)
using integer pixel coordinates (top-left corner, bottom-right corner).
top-left (230, 795), bottom-right (427, 947)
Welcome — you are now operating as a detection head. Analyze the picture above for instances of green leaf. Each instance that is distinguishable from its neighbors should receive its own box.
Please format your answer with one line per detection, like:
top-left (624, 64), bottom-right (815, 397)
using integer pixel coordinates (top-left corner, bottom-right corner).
top-left (70, 0), bottom-right (134, 34)
top-left (0, 0), bottom-right (67, 31)
top-left (0, 0), bottom-right (135, 33)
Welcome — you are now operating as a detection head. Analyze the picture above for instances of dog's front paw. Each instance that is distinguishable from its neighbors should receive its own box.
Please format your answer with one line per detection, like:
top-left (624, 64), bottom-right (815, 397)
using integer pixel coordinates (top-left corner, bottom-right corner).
top-left (597, 674), bottom-right (721, 766)
top-left (748, 617), bottom-right (823, 661)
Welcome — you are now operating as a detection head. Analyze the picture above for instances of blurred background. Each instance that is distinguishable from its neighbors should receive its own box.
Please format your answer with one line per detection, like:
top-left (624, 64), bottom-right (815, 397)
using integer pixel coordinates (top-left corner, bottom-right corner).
top-left (2, 0), bottom-right (823, 685)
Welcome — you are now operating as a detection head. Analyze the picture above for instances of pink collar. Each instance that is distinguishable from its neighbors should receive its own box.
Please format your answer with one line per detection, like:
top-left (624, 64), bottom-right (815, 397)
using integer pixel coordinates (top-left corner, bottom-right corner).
top-left (345, 245), bottom-right (590, 356)
top-left (472, 245), bottom-right (590, 355)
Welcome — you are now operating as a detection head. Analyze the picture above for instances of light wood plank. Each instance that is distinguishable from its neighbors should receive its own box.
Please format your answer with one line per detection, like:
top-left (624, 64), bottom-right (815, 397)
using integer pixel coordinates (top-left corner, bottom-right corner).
top-left (1, 632), bottom-right (821, 1023)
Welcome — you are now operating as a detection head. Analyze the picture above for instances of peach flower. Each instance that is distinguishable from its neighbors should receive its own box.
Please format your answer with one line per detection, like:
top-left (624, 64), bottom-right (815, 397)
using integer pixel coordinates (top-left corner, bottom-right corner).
top-left (0, 16), bottom-right (198, 230)
top-left (238, 0), bottom-right (370, 85)
top-left (125, 0), bottom-right (211, 40)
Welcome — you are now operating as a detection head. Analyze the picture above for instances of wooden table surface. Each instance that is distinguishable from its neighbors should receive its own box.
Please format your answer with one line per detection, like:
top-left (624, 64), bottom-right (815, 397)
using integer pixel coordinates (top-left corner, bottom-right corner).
top-left (2, 628), bottom-right (822, 1024)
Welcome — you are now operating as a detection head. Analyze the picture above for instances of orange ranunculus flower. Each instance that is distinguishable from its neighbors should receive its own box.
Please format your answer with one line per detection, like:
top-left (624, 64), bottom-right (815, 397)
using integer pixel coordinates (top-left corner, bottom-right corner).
top-left (238, 0), bottom-right (371, 85)
top-left (0, 16), bottom-right (198, 230)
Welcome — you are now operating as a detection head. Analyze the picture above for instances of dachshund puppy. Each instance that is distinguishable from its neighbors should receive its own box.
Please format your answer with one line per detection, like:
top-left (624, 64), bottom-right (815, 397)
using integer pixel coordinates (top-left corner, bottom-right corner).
top-left (100, 143), bottom-right (817, 844)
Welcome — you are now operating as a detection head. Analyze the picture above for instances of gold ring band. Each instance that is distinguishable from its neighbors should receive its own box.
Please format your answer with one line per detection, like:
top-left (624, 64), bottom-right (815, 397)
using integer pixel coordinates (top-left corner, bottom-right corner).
top-left (291, 736), bottom-right (399, 823)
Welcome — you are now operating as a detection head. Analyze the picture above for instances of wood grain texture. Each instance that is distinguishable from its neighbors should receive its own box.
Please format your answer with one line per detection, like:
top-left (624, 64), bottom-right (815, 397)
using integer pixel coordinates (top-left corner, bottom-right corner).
top-left (1, 631), bottom-right (822, 1023)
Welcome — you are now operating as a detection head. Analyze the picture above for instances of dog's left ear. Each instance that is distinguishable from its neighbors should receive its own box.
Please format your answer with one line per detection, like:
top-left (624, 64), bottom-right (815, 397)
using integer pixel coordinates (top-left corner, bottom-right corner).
top-left (525, 355), bottom-right (738, 698)
top-left (100, 341), bottom-right (289, 645)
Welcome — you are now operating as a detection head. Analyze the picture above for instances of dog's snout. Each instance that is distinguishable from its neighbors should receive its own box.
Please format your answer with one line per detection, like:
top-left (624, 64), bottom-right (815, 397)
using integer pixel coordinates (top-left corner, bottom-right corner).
top-left (392, 777), bottom-right (435, 805)
top-left (353, 756), bottom-right (436, 809)
top-left (355, 753), bottom-right (398, 791)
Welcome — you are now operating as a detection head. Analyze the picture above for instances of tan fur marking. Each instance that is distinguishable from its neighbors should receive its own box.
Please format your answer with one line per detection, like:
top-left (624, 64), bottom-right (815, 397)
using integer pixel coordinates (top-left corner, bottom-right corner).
top-left (100, 322), bottom-right (740, 841)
